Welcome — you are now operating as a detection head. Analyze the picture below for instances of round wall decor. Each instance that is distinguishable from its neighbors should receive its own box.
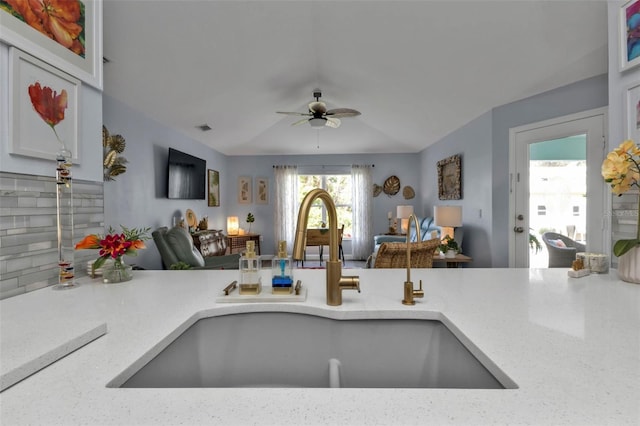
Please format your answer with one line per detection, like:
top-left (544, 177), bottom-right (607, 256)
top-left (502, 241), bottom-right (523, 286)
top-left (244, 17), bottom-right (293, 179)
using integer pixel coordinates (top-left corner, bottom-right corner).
top-left (383, 175), bottom-right (401, 196)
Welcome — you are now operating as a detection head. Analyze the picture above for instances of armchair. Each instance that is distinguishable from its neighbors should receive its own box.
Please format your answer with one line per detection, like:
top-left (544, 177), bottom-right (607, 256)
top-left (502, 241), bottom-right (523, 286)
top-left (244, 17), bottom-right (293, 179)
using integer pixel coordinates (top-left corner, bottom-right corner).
top-left (152, 226), bottom-right (240, 270)
top-left (541, 232), bottom-right (586, 268)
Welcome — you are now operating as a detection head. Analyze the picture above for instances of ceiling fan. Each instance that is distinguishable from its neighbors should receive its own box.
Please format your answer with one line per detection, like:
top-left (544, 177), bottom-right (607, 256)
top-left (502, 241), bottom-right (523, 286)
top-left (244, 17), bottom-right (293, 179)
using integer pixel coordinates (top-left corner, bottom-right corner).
top-left (277, 89), bottom-right (361, 129)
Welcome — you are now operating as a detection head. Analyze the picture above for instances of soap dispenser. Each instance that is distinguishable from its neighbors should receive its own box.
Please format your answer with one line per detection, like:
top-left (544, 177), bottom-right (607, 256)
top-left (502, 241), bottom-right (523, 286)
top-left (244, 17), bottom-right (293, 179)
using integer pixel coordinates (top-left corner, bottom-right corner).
top-left (239, 240), bottom-right (261, 295)
top-left (272, 240), bottom-right (293, 294)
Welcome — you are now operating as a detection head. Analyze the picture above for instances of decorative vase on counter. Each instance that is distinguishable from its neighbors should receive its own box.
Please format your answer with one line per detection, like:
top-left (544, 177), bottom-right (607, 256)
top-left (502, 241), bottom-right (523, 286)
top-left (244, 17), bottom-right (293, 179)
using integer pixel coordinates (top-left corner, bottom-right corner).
top-left (103, 258), bottom-right (133, 283)
top-left (445, 250), bottom-right (456, 259)
top-left (617, 246), bottom-right (640, 284)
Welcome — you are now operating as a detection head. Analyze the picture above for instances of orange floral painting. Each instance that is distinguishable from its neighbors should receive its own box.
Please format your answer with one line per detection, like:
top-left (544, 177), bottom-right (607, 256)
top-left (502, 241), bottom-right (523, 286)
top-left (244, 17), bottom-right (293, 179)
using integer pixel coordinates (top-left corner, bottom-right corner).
top-left (1, 0), bottom-right (86, 57)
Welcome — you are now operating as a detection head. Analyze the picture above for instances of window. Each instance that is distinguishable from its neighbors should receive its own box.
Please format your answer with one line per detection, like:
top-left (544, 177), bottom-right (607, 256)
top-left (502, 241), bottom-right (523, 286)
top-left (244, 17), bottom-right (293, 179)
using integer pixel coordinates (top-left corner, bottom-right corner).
top-left (537, 205), bottom-right (546, 216)
top-left (573, 206), bottom-right (580, 217)
top-left (298, 175), bottom-right (353, 238)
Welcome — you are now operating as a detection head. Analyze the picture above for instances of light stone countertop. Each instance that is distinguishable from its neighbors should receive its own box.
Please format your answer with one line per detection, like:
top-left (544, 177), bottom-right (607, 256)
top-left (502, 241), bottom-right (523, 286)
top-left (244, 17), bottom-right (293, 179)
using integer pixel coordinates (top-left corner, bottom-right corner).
top-left (1, 268), bottom-right (639, 425)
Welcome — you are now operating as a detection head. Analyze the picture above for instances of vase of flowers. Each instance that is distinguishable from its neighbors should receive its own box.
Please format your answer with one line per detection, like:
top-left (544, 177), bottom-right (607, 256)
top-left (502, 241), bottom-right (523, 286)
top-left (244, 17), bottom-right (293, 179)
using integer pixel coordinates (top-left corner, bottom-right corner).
top-left (602, 139), bottom-right (640, 283)
top-left (76, 226), bottom-right (150, 283)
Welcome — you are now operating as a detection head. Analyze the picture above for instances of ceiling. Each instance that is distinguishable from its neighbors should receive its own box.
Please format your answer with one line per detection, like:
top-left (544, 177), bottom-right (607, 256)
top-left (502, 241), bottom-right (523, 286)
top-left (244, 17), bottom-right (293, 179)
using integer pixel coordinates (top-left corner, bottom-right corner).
top-left (102, 1), bottom-right (608, 156)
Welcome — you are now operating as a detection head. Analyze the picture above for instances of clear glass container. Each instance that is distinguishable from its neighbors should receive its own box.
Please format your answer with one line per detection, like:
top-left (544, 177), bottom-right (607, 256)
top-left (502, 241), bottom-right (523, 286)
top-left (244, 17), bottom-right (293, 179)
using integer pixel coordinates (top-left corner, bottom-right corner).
top-left (239, 240), bottom-right (261, 295)
top-left (272, 240), bottom-right (293, 294)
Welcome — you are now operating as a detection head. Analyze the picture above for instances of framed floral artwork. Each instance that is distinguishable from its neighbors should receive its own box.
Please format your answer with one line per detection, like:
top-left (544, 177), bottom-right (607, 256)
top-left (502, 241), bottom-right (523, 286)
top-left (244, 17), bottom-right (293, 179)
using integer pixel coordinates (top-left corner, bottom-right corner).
top-left (625, 80), bottom-right (640, 141)
top-left (0, 0), bottom-right (103, 89)
top-left (9, 47), bottom-right (80, 162)
top-left (238, 176), bottom-right (252, 204)
top-left (620, 0), bottom-right (640, 72)
top-left (437, 154), bottom-right (462, 200)
top-left (255, 177), bottom-right (268, 204)
top-left (208, 169), bottom-right (220, 207)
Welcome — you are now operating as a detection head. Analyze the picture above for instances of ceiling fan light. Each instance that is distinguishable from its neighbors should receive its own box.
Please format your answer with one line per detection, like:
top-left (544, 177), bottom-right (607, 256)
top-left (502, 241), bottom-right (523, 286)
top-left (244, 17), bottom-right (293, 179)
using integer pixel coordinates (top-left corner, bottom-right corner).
top-left (309, 117), bottom-right (326, 128)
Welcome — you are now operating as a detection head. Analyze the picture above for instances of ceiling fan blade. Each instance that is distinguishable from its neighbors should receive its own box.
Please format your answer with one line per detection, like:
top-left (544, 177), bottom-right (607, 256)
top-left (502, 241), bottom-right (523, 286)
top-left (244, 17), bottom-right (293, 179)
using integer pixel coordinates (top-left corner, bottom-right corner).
top-left (325, 108), bottom-right (361, 118)
top-left (309, 101), bottom-right (327, 114)
top-left (277, 111), bottom-right (311, 116)
top-left (291, 117), bottom-right (310, 126)
top-left (325, 117), bottom-right (341, 128)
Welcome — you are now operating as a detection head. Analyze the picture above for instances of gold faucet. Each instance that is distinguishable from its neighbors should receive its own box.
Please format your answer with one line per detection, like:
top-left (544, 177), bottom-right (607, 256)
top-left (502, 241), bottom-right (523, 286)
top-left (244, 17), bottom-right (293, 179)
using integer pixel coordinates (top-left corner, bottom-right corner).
top-left (293, 189), bottom-right (360, 306)
top-left (402, 213), bottom-right (424, 305)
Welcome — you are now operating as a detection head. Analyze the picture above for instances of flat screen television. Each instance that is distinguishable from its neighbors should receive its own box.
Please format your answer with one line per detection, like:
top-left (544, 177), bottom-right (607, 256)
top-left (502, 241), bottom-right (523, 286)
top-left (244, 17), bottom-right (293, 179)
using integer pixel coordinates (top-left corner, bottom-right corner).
top-left (167, 148), bottom-right (206, 199)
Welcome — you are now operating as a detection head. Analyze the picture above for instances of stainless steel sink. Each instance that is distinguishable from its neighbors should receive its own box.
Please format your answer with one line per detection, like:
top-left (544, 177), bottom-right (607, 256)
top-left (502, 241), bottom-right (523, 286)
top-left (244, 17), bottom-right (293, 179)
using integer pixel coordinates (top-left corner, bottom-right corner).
top-left (113, 312), bottom-right (516, 389)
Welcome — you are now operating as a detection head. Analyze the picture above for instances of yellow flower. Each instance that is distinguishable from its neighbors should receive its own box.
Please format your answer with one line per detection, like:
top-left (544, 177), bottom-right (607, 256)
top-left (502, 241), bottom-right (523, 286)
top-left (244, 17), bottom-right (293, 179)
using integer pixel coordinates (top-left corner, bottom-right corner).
top-left (603, 140), bottom-right (640, 256)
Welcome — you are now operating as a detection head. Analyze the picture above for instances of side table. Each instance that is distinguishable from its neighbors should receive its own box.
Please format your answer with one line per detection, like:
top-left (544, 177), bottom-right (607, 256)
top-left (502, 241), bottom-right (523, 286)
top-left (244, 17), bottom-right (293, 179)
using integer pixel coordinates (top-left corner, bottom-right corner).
top-left (227, 233), bottom-right (261, 255)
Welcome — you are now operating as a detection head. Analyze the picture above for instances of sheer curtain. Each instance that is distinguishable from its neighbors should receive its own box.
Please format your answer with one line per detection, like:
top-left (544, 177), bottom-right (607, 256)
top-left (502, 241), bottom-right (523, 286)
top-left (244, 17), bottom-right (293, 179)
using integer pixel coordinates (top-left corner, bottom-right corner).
top-left (274, 165), bottom-right (298, 251)
top-left (351, 165), bottom-right (373, 260)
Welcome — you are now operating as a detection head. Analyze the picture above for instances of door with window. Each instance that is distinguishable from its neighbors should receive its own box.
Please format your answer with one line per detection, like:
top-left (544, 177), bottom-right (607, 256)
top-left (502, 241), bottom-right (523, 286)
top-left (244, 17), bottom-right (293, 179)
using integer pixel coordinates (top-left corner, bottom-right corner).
top-left (509, 109), bottom-right (607, 268)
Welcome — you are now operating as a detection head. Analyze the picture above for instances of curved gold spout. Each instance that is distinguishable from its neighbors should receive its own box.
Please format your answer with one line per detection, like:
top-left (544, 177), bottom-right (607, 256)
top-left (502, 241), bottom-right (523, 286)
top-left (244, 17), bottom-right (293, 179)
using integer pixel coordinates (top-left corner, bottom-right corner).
top-left (293, 189), bottom-right (360, 306)
top-left (403, 213), bottom-right (424, 305)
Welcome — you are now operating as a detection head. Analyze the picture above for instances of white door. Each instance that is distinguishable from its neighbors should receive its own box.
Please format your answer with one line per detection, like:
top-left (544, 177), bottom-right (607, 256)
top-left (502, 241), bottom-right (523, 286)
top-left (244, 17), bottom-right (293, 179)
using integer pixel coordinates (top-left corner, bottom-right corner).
top-left (509, 108), bottom-right (608, 268)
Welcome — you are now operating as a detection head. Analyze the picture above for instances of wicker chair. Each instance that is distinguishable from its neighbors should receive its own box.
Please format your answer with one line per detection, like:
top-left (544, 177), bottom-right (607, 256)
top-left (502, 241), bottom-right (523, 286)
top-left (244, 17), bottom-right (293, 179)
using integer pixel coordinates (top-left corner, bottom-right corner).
top-left (373, 239), bottom-right (441, 268)
top-left (541, 232), bottom-right (586, 268)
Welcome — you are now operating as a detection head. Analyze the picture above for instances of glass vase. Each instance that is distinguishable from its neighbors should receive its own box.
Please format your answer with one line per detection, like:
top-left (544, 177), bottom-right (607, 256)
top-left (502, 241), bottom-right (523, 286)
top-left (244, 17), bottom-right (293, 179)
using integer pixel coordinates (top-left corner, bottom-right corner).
top-left (103, 258), bottom-right (133, 283)
top-left (53, 147), bottom-right (77, 290)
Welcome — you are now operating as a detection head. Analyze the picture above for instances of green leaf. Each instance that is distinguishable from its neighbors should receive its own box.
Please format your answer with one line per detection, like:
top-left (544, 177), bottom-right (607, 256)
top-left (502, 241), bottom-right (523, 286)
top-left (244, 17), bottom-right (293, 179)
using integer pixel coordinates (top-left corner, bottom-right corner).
top-left (93, 256), bottom-right (107, 272)
top-left (613, 239), bottom-right (640, 257)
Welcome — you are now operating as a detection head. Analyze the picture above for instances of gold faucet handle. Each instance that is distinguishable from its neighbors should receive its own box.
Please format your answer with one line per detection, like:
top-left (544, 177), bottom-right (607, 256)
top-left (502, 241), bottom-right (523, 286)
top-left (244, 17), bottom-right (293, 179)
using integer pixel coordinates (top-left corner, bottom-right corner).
top-left (339, 275), bottom-right (360, 293)
top-left (413, 279), bottom-right (424, 298)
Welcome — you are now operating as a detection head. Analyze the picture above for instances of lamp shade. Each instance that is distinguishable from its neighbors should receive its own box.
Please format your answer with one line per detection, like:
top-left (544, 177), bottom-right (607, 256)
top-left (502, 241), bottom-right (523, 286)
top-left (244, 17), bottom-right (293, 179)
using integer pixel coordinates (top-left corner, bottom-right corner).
top-left (396, 205), bottom-right (414, 219)
top-left (227, 216), bottom-right (239, 235)
top-left (434, 206), bottom-right (462, 227)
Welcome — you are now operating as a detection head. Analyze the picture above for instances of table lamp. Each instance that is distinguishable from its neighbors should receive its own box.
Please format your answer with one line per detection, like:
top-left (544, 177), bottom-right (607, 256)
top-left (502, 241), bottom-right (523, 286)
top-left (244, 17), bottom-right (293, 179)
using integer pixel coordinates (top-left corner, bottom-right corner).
top-left (396, 205), bottom-right (414, 234)
top-left (227, 216), bottom-right (239, 235)
top-left (434, 205), bottom-right (462, 241)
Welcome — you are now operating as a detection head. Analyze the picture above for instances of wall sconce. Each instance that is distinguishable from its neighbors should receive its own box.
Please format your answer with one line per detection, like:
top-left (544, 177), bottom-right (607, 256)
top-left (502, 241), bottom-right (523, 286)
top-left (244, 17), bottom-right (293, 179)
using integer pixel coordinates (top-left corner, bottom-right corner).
top-left (396, 205), bottom-right (414, 234)
top-left (227, 216), bottom-right (239, 235)
top-left (434, 205), bottom-right (462, 241)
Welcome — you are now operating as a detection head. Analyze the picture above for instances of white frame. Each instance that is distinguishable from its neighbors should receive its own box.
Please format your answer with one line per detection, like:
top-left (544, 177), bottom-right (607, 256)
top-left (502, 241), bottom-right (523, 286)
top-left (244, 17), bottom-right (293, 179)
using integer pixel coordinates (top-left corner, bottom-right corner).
top-left (0, 0), bottom-right (103, 89)
top-left (255, 177), bottom-right (269, 204)
top-left (9, 47), bottom-right (81, 162)
top-left (238, 176), bottom-right (252, 204)
top-left (624, 80), bottom-right (640, 141)
top-left (620, 0), bottom-right (640, 72)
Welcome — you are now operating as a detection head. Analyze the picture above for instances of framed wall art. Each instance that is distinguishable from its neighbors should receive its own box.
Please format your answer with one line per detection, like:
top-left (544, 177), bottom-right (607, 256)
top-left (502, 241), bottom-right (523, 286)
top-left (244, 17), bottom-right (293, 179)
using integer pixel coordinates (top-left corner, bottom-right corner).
top-left (437, 154), bottom-right (462, 200)
top-left (625, 80), bottom-right (640, 141)
top-left (255, 177), bottom-right (269, 204)
top-left (0, 0), bottom-right (103, 89)
top-left (9, 47), bottom-right (80, 162)
top-left (208, 169), bottom-right (220, 207)
top-left (620, 0), bottom-right (640, 72)
top-left (238, 176), bottom-right (252, 204)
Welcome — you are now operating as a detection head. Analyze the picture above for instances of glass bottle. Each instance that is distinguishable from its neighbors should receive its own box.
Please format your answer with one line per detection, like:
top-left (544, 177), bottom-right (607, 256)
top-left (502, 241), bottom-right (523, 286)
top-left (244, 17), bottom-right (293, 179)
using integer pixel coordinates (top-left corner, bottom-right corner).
top-left (239, 240), bottom-right (261, 295)
top-left (272, 240), bottom-right (293, 294)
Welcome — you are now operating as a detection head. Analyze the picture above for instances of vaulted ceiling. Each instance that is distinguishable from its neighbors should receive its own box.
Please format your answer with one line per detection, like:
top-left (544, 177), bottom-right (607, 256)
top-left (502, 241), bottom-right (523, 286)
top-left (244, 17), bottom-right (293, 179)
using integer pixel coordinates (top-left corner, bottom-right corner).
top-left (102, 1), bottom-right (608, 156)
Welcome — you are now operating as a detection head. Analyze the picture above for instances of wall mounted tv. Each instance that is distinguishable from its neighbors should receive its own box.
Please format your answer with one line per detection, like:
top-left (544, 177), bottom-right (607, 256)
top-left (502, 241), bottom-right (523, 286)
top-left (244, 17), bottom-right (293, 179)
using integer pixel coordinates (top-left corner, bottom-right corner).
top-left (167, 148), bottom-right (206, 199)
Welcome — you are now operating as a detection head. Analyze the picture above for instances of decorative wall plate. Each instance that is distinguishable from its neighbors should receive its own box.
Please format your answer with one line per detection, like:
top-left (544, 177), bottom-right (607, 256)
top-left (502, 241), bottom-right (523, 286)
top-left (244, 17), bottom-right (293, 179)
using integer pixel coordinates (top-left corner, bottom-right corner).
top-left (185, 209), bottom-right (197, 228)
top-left (403, 186), bottom-right (415, 199)
top-left (383, 175), bottom-right (400, 196)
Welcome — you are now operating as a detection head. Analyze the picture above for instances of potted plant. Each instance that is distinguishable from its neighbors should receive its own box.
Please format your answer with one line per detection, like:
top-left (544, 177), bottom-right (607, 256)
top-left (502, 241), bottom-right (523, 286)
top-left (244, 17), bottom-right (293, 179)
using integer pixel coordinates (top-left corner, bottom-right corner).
top-left (438, 235), bottom-right (459, 258)
top-left (246, 212), bottom-right (255, 233)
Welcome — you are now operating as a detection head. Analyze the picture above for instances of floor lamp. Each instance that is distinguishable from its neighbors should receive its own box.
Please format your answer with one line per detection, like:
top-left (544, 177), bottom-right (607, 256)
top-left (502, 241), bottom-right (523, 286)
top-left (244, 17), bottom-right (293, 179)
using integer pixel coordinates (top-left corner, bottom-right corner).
top-left (434, 205), bottom-right (462, 241)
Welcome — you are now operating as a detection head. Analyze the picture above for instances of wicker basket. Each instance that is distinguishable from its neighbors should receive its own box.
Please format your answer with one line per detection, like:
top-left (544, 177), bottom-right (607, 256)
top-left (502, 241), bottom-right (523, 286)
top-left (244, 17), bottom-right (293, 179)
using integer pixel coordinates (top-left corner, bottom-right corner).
top-left (373, 239), bottom-right (440, 269)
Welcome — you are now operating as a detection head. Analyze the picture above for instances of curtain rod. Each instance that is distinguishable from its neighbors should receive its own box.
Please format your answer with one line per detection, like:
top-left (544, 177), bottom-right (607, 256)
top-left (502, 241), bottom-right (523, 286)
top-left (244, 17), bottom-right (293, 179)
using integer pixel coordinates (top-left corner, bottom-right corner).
top-left (272, 164), bottom-right (374, 168)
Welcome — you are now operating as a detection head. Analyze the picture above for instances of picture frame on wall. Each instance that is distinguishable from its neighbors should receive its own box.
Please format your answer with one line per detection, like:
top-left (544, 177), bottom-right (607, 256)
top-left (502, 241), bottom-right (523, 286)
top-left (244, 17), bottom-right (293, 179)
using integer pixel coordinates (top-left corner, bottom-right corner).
top-left (0, 0), bottom-right (103, 89)
top-left (208, 169), bottom-right (220, 207)
top-left (255, 177), bottom-right (268, 204)
top-left (9, 47), bottom-right (80, 162)
top-left (620, 0), bottom-right (640, 72)
top-left (437, 154), bottom-right (462, 200)
top-left (625, 81), bottom-right (640, 141)
top-left (238, 176), bottom-right (252, 204)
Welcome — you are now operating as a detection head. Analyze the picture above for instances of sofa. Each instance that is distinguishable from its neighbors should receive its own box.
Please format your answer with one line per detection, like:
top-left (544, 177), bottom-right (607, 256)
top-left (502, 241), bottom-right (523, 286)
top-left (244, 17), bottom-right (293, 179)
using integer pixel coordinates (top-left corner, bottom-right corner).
top-left (152, 226), bottom-right (240, 270)
top-left (368, 217), bottom-right (464, 267)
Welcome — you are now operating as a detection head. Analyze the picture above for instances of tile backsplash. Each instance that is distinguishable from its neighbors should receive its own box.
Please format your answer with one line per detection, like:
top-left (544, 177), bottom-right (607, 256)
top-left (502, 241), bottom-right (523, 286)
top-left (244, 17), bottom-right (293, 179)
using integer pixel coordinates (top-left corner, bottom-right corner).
top-left (0, 171), bottom-right (104, 300)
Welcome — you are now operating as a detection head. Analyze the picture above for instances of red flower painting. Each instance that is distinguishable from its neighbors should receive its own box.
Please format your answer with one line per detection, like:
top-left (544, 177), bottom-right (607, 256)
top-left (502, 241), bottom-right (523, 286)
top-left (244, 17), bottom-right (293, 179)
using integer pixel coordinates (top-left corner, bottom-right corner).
top-left (3, 0), bottom-right (85, 56)
top-left (28, 82), bottom-right (67, 142)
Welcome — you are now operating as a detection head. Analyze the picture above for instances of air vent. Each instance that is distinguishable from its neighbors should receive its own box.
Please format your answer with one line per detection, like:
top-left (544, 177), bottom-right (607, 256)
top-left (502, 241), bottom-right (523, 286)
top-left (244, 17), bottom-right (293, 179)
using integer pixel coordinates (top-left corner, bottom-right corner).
top-left (196, 124), bottom-right (212, 132)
